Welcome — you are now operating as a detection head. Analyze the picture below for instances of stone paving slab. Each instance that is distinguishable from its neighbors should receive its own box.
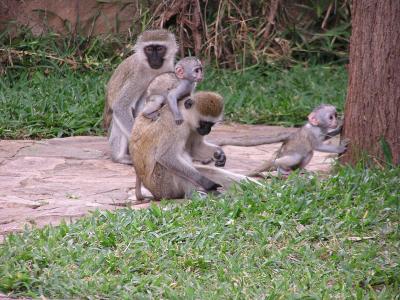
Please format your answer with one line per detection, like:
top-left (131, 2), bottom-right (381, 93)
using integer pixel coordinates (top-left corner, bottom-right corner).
top-left (0, 123), bottom-right (340, 241)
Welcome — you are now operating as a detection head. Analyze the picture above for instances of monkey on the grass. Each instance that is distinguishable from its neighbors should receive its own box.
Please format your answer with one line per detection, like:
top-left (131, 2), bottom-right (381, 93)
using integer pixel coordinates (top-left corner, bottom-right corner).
top-left (247, 104), bottom-right (349, 177)
top-left (105, 29), bottom-right (178, 164)
top-left (142, 57), bottom-right (203, 125)
top-left (130, 91), bottom-right (256, 200)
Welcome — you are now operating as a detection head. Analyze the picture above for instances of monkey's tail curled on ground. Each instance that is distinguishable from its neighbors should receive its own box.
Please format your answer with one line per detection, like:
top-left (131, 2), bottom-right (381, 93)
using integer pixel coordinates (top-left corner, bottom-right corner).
top-left (246, 160), bottom-right (276, 177)
top-left (195, 164), bottom-right (262, 187)
top-left (215, 132), bottom-right (292, 147)
top-left (103, 98), bottom-right (112, 130)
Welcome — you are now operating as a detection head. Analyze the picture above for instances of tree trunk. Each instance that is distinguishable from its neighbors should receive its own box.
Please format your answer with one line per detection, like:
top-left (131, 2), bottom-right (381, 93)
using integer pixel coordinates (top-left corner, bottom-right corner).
top-left (341, 1), bottom-right (400, 166)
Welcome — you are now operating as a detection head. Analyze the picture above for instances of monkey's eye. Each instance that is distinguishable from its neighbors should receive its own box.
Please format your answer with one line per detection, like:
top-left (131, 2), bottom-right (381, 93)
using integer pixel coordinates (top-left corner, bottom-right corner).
top-left (329, 115), bottom-right (333, 120)
top-left (194, 67), bottom-right (202, 73)
top-left (144, 46), bottom-right (153, 54)
top-left (156, 46), bottom-right (166, 53)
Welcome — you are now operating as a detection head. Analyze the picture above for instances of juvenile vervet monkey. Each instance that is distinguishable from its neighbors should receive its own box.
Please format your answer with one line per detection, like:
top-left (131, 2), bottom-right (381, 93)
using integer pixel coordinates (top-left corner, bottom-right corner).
top-left (142, 57), bottom-right (203, 125)
top-left (247, 104), bottom-right (349, 176)
top-left (130, 91), bottom-right (251, 200)
top-left (105, 29), bottom-right (178, 164)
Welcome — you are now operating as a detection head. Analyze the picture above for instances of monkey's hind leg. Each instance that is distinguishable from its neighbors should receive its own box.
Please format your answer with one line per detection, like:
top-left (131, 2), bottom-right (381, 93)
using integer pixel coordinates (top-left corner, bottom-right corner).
top-left (108, 118), bottom-right (133, 164)
top-left (110, 133), bottom-right (132, 164)
top-left (142, 95), bottom-right (165, 121)
top-left (274, 154), bottom-right (303, 175)
top-left (135, 175), bottom-right (144, 201)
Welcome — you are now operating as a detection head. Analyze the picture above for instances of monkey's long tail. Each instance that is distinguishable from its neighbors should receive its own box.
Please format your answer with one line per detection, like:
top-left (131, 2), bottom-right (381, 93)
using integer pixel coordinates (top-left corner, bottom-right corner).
top-left (215, 132), bottom-right (291, 147)
top-left (194, 165), bottom-right (261, 188)
top-left (103, 92), bottom-right (113, 130)
top-left (246, 160), bottom-right (276, 177)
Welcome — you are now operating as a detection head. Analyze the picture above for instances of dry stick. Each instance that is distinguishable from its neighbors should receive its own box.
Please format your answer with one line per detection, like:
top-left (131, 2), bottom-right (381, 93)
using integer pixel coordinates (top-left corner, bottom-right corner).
top-left (0, 49), bottom-right (78, 68)
top-left (154, 0), bottom-right (182, 28)
top-left (214, 1), bottom-right (224, 59)
top-left (153, 0), bottom-right (187, 58)
top-left (203, 0), bottom-right (210, 41)
top-left (178, 0), bottom-right (187, 58)
top-left (152, 2), bottom-right (165, 24)
top-left (258, 0), bottom-right (280, 50)
top-left (191, 0), bottom-right (203, 57)
top-left (179, 22), bottom-right (185, 58)
top-left (321, 3), bottom-right (333, 30)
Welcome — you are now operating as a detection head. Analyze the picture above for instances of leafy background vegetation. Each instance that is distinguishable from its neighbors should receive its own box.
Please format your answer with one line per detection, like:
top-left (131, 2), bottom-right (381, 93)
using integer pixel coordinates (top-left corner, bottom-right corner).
top-left (0, 64), bottom-right (347, 138)
top-left (0, 0), bottom-right (350, 138)
top-left (1, 1), bottom-right (399, 299)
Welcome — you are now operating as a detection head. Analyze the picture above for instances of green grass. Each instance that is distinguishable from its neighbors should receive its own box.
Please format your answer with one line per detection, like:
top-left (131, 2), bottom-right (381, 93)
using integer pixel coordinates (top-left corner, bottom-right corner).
top-left (200, 65), bottom-right (347, 126)
top-left (1, 166), bottom-right (399, 299)
top-left (0, 64), bottom-right (347, 139)
top-left (0, 69), bottom-right (107, 139)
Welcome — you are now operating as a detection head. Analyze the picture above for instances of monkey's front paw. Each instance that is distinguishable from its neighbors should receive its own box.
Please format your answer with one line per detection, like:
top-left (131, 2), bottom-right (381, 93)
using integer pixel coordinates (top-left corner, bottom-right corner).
top-left (151, 113), bottom-right (161, 121)
top-left (338, 138), bottom-right (350, 153)
top-left (207, 183), bottom-right (222, 191)
top-left (208, 189), bottom-right (221, 197)
top-left (175, 118), bottom-right (184, 125)
top-left (341, 138), bottom-right (350, 146)
top-left (201, 158), bottom-right (213, 165)
top-left (196, 189), bottom-right (221, 198)
top-left (214, 149), bottom-right (226, 167)
top-left (201, 177), bottom-right (222, 191)
top-left (144, 112), bottom-right (160, 121)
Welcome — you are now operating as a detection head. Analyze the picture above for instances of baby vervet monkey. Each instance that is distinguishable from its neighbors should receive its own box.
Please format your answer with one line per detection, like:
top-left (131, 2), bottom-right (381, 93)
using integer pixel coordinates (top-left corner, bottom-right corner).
top-left (142, 57), bottom-right (203, 125)
top-left (247, 104), bottom-right (349, 177)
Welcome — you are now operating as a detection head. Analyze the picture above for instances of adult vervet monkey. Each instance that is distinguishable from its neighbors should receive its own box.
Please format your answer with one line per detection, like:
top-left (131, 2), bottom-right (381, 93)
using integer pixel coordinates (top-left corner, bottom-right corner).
top-left (105, 29), bottom-right (178, 164)
top-left (247, 104), bottom-right (348, 176)
top-left (130, 91), bottom-right (252, 200)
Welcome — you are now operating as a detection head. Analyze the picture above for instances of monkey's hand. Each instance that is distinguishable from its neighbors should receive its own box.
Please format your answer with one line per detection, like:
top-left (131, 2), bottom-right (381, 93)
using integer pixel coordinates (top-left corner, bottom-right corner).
top-left (144, 111), bottom-right (160, 121)
top-left (201, 158), bottom-right (213, 165)
top-left (214, 149), bottom-right (226, 167)
top-left (207, 183), bottom-right (222, 191)
top-left (338, 138), bottom-right (350, 154)
top-left (200, 177), bottom-right (222, 191)
top-left (325, 123), bottom-right (343, 140)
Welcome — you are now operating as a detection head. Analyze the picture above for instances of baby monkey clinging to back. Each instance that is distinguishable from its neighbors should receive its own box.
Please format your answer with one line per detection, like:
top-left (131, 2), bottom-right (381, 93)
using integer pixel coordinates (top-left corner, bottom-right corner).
top-left (248, 104), bottom-right (349, 176)
top-left (142, 56), bottom-right (203, 125)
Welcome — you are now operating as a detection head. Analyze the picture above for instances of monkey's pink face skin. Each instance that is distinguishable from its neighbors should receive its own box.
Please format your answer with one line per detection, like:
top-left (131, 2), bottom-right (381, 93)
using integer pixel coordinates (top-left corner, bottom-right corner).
top-left (328, 112), bottom-right (338, 128)
top-left (309, 106), bottom-right (338, 129)
top-left (192, 66), bottom-right (203, 82)
top-left (175, 65), bottom-right (203, 82)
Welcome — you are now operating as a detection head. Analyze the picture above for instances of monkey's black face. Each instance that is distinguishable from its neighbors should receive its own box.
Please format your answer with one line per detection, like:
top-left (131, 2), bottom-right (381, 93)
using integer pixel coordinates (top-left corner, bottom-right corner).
top-left (144, 45), bottom-right (167, 69)
top-left (197, 120), bottom-right (215, 136)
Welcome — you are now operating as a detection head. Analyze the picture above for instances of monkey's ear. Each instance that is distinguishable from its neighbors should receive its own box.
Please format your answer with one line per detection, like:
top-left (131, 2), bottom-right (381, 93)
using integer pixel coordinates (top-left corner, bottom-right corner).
top-left (308, 112), bottom-right (319, 126)
top-left (184, 98), bottom-right (194, 109)
top-left (175, 66), bottom-right (185, 79)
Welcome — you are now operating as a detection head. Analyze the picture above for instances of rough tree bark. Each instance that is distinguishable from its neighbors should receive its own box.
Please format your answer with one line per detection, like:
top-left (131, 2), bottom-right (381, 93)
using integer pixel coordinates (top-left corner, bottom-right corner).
top-left (341, 0), bottom-right (400, 166)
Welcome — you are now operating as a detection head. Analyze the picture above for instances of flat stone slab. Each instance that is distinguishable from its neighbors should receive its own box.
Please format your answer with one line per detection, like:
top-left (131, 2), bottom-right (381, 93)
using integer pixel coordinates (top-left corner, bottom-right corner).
top-left (0, 123), bottom-right (340, 241)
